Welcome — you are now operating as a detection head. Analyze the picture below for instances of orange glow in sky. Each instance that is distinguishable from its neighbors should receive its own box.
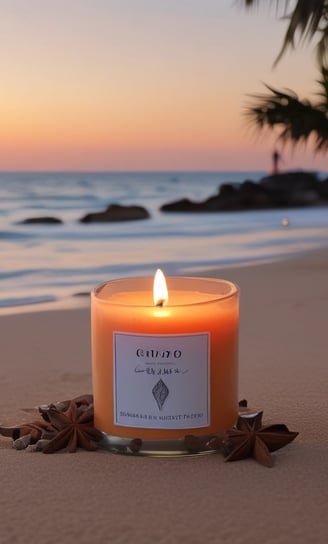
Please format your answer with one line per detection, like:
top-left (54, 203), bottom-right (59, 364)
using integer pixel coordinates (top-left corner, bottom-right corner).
top-left (0, 0), bottom-right (326, 172)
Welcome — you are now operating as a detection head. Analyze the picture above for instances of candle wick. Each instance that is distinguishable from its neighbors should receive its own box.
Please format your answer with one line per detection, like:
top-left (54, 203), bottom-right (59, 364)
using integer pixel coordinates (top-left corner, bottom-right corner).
top-left (156, 299), bottom-right (165, 307)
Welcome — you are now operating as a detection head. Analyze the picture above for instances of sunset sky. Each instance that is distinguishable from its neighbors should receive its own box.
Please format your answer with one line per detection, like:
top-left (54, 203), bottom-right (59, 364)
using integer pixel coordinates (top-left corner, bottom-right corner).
top-left (0, 0), bottom-right (326, 172)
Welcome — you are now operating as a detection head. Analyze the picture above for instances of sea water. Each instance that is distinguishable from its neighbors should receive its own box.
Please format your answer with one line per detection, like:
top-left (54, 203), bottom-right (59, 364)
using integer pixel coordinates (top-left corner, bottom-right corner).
top-left (1, 171), bottom-right (328, 312)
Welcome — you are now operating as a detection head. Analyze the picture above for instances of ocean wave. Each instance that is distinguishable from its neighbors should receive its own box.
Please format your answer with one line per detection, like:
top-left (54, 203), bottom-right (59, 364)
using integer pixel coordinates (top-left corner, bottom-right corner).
top-left (0, 230), bottom-right (36, 240)
top-left (0, 295), bottom-right (57, 308)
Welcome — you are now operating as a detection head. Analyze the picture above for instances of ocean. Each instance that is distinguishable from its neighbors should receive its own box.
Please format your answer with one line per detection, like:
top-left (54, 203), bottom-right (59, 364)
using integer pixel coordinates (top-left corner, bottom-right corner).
top-left (1, 170), bottom-right (328, 313)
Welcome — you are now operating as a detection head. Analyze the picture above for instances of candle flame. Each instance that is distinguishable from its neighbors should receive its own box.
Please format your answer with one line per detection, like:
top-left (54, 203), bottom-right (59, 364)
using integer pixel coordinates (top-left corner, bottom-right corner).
top-left (153, 268), bottom-right (168, 306)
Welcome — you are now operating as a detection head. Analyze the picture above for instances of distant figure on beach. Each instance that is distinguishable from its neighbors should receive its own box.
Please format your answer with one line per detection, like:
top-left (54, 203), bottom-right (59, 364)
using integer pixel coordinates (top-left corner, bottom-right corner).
top-left (272, 149), bottom-right (281, 175)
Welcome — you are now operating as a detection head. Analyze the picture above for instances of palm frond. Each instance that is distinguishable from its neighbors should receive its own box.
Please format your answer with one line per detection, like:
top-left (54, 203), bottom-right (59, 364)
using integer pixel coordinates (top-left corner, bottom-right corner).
top-left (239, 0), bottom-right (328, 66)
top-left (316, 23), bottom-right (328, 67)
top-left (316, 66), bottom-right (328, 108)
top-left (246, 84), bottom-right (328, 152)
top-left (274, 0), bottom-right (327, 66)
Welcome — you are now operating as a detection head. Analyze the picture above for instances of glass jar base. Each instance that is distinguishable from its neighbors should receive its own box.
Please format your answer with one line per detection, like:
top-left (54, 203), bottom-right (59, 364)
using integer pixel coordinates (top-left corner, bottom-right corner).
top-left (99, 432), bottom-right (222, 457)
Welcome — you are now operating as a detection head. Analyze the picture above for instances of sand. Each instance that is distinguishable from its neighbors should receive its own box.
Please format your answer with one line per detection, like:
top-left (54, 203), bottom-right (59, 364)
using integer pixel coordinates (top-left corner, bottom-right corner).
top-left (0, 248), bottom-right (328, 544)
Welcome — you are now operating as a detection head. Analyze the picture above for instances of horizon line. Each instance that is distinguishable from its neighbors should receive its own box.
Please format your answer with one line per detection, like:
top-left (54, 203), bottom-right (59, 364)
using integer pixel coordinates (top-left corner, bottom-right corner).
top-left (0, 167), bottom-right (319, 175)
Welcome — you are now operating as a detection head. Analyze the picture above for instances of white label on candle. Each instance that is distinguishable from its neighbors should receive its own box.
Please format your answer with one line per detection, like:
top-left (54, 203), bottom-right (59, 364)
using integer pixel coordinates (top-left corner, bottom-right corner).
top-left (113, 332), bottom-right (210, 429)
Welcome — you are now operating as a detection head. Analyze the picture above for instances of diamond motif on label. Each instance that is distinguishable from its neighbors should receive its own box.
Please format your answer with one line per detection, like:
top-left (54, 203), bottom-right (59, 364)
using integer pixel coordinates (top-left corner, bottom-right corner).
top-left (152, 379), bottom-right (169, 410)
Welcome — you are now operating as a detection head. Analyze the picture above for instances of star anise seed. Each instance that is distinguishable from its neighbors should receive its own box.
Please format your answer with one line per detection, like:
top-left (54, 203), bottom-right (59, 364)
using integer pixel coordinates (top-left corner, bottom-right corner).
top-left (14, 434), bottom-right (33, 450)
top-left (0, 420), bottom-right (53, 446)
top-left (128, 438), bottom-right (143, 453)
top-left (27, 439), bottom-right (52, 452)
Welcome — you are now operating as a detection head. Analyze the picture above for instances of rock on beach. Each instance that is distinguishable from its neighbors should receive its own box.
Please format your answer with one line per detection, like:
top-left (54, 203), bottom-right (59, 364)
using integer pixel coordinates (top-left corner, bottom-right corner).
top-left (79, 203), bottom-right (150, 223)
top-left (18, 216), bottom-right (63, 224)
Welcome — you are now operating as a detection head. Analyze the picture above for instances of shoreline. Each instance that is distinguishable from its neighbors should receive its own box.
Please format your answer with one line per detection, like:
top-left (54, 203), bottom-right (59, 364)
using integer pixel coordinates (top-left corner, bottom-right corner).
top-left (1, 242), bottom-right (328, 317)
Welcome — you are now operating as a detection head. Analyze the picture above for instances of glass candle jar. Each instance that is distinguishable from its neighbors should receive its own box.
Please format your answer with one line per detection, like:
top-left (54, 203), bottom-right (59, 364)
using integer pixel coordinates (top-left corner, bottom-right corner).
top-left (91, 275), bottom-right (239, 456)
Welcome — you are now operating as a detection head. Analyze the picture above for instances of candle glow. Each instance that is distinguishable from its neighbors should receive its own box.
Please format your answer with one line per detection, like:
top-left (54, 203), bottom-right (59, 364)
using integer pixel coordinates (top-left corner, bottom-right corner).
top-left (153, 268), bottom-right (169, 307)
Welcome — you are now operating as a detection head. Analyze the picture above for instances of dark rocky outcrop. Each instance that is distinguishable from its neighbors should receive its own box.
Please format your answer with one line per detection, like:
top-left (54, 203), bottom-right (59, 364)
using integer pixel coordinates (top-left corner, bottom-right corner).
top-left (18, 217), bottom-right (63, 224)
top-left (259, 171), bottom-right (323, 207)
top-left (160, 171), bottom-right (328, 212)
top-left (79, 203), bottom-right (150, 223)
top-left (160, 198), bottom-right (208, 212)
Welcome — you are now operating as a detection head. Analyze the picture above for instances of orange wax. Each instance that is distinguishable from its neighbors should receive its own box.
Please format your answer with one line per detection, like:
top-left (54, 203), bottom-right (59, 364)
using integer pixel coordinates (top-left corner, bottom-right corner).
top-left (91, 276), bottom-right (239, 441)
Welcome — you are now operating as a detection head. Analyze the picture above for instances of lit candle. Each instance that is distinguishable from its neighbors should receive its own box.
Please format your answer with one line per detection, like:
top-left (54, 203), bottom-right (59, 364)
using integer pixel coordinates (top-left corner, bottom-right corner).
top-left (91, 271), bottom-right (239, 456)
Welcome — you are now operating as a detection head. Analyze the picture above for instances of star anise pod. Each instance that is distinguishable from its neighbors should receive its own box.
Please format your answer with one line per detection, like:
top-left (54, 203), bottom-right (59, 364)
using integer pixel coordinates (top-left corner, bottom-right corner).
top-left (223, 411), bottom-right (298, 467)
top-left (41, 400), bottom-right (102, 454)
top-left (38, 393), bottom-right (94, 422)
top-left (0, 420), bottom-right (55, 449)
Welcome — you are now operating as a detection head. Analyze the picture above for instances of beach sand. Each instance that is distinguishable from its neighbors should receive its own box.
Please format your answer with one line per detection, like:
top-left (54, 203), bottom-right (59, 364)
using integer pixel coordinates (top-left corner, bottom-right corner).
top-left (0, 248), bottom-right (327, 543)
